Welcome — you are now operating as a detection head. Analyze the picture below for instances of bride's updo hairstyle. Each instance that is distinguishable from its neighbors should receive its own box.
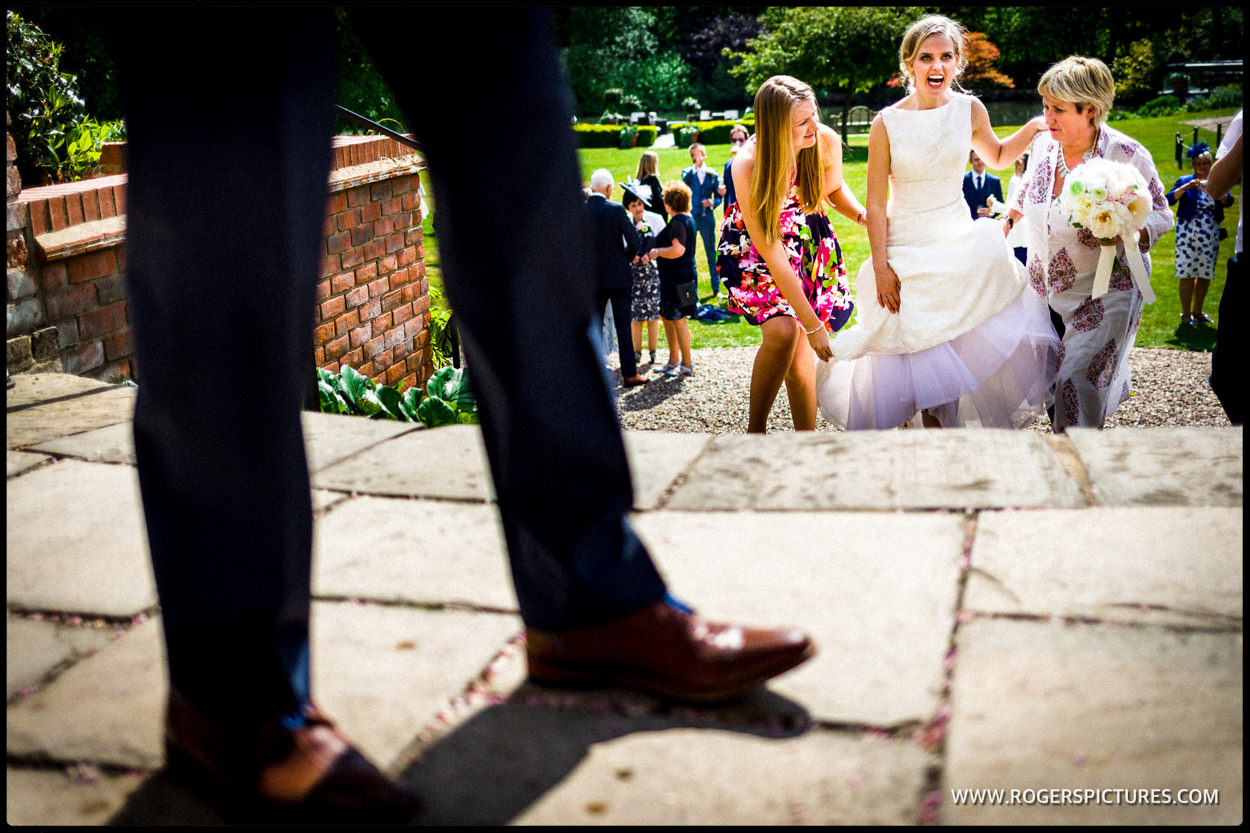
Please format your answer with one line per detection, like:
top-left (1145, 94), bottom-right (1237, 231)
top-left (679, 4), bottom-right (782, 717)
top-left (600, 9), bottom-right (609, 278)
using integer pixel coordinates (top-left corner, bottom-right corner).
top-left (749, 75), bottom-right (825, 245)
top-left (1037, 56), bottom-right (1116, 128)
top-left (898, 15), bottom-right (968, 94)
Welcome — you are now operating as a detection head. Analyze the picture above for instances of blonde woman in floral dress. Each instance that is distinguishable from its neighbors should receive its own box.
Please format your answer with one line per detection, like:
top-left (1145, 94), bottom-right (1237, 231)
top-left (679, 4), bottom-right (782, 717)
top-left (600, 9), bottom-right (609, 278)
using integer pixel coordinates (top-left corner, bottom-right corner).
top-left (1007, 56), bottom-right (1174, 431)
top-left (717, 75), bottom-right (863, 433)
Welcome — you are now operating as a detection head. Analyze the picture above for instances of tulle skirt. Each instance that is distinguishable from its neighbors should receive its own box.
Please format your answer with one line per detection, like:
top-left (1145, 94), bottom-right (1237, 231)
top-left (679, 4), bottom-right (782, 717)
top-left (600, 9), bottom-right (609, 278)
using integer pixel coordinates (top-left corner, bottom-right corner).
top-left (817, 287), bottom-right (1060, 430)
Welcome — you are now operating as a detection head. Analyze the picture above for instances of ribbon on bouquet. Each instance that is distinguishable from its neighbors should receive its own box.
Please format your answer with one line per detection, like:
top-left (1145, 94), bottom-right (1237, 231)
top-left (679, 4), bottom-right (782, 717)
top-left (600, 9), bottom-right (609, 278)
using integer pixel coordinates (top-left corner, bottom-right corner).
top-left (1090, 229), bottom-right (1155, 303)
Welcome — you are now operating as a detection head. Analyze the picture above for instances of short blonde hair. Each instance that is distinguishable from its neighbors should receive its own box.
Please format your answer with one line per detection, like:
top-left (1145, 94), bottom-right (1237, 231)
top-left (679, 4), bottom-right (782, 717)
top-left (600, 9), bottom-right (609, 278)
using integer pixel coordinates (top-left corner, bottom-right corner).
top-left (662, 180), bottom-right (691, 213)
top-left (1192, 150), bottom-right (1213, 168)
top-left (899, 15), bottom-right (967, 93)
top-left (1038, 56), bottom-right (1116, 127)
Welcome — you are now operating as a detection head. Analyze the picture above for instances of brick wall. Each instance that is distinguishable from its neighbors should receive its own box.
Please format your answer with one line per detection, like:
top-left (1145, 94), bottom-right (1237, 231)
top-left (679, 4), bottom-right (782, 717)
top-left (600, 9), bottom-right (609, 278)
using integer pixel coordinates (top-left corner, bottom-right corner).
top-left (5, 128), bottom-right (431, 391)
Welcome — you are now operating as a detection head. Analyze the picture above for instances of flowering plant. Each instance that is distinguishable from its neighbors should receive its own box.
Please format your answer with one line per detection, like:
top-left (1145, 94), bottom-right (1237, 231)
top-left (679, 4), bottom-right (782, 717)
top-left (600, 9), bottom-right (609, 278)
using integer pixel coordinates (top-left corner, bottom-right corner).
top-left (1058, 157), bottom-right (1154, 302)
top-left (1058, 158), bottom-right (1151, 243)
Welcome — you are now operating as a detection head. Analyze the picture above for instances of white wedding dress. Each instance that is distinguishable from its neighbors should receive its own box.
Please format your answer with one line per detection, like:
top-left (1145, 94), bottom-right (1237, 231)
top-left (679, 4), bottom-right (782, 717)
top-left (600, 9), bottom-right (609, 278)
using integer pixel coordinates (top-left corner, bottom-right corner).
top-left (817, 94), bottom-right (1059, 429)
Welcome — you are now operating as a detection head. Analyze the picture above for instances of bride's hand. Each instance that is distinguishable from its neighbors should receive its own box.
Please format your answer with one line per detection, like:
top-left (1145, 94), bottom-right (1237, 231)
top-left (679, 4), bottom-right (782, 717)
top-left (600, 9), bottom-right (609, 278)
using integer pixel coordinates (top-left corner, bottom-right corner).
top-left (806, 325), bottom-right (833, 362)
top-left (875, 265), bottom-right (901, 314)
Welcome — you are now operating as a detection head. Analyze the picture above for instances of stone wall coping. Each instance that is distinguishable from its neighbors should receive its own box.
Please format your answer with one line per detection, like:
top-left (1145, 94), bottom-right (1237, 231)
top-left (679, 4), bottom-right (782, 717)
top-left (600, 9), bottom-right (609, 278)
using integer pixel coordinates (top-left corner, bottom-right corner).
top-left (328, 154), bottom-right (425, 194)
top-left (34, 216), bottom-right (127, 263)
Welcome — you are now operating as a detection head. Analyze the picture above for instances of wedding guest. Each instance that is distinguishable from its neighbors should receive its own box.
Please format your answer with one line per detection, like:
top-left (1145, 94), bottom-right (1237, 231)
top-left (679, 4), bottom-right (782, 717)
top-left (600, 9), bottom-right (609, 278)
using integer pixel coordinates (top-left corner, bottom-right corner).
top-left (634, 150), bottom-right (667, 218)
top-left (1207, 110), bottom-right (1242, 424)
top-left (621, 185), bottom-right (666, 366)
top-left (650, 180), bottom-right (698, 376)
top-left (1007, 55), bottom-right (1174, 431)
top-left (102, 8), bottom-right (814, 822)
top-left (818, 15), bottom-right (1058, 431)
top-left (720, 123), bottom-right (751, 209)
top-left (586, 169), bottom-right (648, 387)
top-left (1167, 145), bottom-right (1234, 324)
top-left (962, 149), bottom-right (1003, 219)
top-left (681, 142), bottom-right (723, 298)
top-left (718, 75), bottom-right (862, 432)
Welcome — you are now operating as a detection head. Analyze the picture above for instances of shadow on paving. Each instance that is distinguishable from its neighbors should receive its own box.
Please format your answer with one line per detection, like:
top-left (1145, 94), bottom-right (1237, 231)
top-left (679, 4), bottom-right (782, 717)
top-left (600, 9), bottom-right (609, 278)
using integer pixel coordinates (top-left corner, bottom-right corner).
top-left (108, 684), bottom-right (811, 825)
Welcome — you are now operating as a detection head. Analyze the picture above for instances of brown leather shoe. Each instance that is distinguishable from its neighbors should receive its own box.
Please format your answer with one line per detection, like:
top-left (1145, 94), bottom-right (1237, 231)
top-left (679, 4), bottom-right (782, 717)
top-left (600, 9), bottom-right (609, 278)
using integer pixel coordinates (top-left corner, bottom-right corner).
top-left (165, 693), bottom-right (422, 823)
top-left (525, 598), bottom-right (815, 703)
top-left (622, 373), bottom-right (649, 387)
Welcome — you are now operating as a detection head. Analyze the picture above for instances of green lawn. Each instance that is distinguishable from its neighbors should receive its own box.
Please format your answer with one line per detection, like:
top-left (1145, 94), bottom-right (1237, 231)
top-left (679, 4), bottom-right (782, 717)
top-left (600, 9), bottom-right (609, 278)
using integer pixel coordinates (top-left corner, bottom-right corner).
top-left (423, 106), bottom-right (1240, 355)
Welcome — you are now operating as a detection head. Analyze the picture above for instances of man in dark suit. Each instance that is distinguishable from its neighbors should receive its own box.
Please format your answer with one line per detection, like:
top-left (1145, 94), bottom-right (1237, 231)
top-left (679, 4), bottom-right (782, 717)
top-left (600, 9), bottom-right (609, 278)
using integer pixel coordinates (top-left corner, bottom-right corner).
top-left (102, 7), bottom-right (813, 822)
top-left (963, 149), bottom-right (1003, 220)
top-left (681, 142), bottom-right (723, 298)
top-left (586, 170), bottom-right (648, 387)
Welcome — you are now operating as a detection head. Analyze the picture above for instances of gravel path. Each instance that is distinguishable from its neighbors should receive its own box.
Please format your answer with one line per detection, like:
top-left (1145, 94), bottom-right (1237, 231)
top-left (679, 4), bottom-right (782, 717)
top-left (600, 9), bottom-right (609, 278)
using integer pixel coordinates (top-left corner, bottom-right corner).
top-left (608, 346), bottom-right (1233, 433)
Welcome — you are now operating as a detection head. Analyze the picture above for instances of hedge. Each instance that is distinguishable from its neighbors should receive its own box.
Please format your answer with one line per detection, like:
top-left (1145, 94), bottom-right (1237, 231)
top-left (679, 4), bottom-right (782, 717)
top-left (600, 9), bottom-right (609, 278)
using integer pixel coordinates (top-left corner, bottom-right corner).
top-left (686, 119), bottom-right (755, 145)
top-left (573, 123), bottom-right (657, 149)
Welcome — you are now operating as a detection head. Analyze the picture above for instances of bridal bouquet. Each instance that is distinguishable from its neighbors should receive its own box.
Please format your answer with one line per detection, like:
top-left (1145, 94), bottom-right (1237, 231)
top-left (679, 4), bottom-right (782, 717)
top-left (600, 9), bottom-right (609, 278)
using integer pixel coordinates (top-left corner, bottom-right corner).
top-left (1058, 158), bottom-right (1154, 301)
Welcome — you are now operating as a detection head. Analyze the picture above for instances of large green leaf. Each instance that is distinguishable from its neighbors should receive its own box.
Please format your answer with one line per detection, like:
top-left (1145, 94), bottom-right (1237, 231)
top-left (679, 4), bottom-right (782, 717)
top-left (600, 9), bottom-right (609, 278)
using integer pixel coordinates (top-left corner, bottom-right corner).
top-left (337, 365), bottom-right (373, 410)
top-left (318, 379), bottom-right (347, 414)
top-left (416, 395), bottom-right (458, 428)
top-left (375, 385), bottom-right (406, 421)
top-left (425, 366), bottom-right (476, 413)
top-left (400, 387), bottom-right (423, 422)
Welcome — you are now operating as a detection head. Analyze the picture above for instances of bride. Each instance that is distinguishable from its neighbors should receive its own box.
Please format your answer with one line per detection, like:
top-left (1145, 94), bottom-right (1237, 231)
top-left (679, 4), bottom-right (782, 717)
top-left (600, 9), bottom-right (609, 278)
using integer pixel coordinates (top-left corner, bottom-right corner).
top-left (818, 15), bottom-right (1060, 430)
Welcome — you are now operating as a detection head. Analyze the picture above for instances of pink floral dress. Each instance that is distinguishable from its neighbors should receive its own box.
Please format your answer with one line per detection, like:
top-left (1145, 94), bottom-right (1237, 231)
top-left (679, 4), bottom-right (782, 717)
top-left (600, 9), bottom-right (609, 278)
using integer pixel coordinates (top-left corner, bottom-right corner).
top-left (717, 181), bottom-right (853, 331)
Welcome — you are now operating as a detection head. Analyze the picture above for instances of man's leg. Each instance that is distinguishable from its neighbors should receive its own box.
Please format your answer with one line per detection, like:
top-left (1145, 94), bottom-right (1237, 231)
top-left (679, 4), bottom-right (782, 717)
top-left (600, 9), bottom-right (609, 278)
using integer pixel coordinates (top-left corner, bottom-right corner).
top-left (611, 290), bottom-right (639, 378)
top-left (700, 212), bottom-right (721, 294)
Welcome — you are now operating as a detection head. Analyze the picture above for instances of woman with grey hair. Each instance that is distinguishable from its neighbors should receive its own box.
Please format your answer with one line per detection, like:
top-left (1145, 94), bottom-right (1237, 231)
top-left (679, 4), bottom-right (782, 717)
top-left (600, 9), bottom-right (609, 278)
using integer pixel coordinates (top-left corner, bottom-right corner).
top-left (1006, 56), bottom-right (1174, 431)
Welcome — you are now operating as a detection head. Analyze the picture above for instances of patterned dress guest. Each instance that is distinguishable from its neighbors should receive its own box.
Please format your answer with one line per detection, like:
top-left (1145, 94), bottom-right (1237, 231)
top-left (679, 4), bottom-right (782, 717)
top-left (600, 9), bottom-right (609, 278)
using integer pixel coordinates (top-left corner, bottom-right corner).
top-left (717, 74), bottom-right (863, 433)
top-left (1167, 146), bottom-right (1235, 325)
top-left (1009, 56), bottom-right (1174, 431)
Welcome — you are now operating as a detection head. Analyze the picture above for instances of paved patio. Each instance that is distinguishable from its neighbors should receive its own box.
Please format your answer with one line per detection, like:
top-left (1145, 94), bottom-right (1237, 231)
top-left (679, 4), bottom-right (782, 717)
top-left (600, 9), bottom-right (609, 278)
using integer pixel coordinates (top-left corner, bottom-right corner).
top-left (6, 372), bottom-right (1242, 825)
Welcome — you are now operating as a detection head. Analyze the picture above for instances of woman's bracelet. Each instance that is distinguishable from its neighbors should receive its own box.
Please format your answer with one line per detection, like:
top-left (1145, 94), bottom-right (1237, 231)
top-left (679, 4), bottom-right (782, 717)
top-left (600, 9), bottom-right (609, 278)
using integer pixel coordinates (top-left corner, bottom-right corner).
top-left (855, 211), bottom-right (866, 226)
top-left (803, 322), bottom-right (824, 335)
top-left (1005, 216), bottom-right (1015, 229)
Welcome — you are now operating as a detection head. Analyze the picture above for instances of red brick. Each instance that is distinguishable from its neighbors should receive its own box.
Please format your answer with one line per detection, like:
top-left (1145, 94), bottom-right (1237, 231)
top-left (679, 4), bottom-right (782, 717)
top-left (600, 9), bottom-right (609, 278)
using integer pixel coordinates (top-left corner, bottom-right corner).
top-left (385, 232), bottom-right (405, 255)
top-left (330, 271), bottom-right (355, 295)
top-left (350, 226), bottom-right (372, 248)
top-left (397, 246), bottom-right (418, 268)
top-left (391, 177), bottom-right (412, 196)
top-left (79, 302), bottom-right (127, 340)
top-left (315, 279), bottom-right (331, 303)
top-left (369, 181), bottom-right (393, 202)
top-left (383, 327), bottom-right (405, 351)
top-left (314, 347), bottom-right (326, 367)
top-left (359, 202), bottom-right (382, 224)
top-left (385, 363), bottom-right (405, 386)
top-left (392, 303), bottom-right (414, 327)
top-left (98, 189), bottom-right (116, 219)
top-left (326, 192), bottom-right (348, 214)
top-left (103, 328), bottom-right (134, 362)
top-left (82, 191), bottom-right (101, 222)
top-left (373, 217), bottom-right (395, 238)
top-left (322, 253), bottom-right (340, 277)
top-left (382, 197), bottom-right (402, 216)
top-left (323, 216), bottom-right (336, 238)
top-left (48, 197), bottom-right (69, 232)
top-left (404, 316), bottom-right (424, 340)
top-left (112, 185), bottom-right (125, 215)
top-left (362, 240), bottom-right (385, 262)
top-left (367, 276), bottom-right (389, 299)
top-left (377, 253), bottom-right (398, 276)
top-left (347, 185), bottom-right (369, 207)
top-left (314, 321), bottom-right (337, 344)
top-left (325, 231), bottom-right (350, 255)
top-left (45, 284), bottom-right (97, 320)
top-left (340, 247), bottom-right (364, 270)
top-left (355, 262), bottom-right (378, 284)
top-left (95, 274), bottom-right (126, 304)
top-left (63, 341), bottom-right (104, 374)
top-left (345, 285), bottom-right (368, 308)
top-left (28, 200), bottom-right (51, 236)
top-left (320, 295), bottom-right (346, 319)
top-left (413, 292), bottom-right (431, 316)
top-left (389, 269), bottom-right (410, 291)
top-left (41, 261), bottom-right (69, 292)
top-left (363, 334), bottom-right (386, 360)
top-left (324, 334), bottom-right (350, 362)
top-left (341, 347), bottom-right (363, 369)
top-left (335, 308), bottom-right (360, 336)
top-left (359, 299), bottom-right (381, 322)
top-left (371, 313), bottom-right (393, 337)
top-left (349, 325), bottom-right (370, 349)
top-left (336, 208), bottom-right (361, 231)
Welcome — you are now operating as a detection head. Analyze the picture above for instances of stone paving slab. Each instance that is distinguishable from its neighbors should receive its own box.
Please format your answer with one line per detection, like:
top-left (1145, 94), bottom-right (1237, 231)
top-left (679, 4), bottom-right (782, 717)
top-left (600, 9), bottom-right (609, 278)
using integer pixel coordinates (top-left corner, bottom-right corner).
top-left (313, 423), bottom-right (494, 500)
top-left (300, 411), bottom-right (418, 472)
top-left (967, 507), bottom-right (1243, 627)
top-left (311, 601), bottom-right (523, 772)
top-left (6, 380), bottom-right (135, 449)
top-left (6, 768), bottom-right (149, 826)
top-left (1067, 426), bottom-right (1243, 507)
top-left (941, 618), bottom-right (1243, 825)
top-left (6, 619), bottom-right (167, 771)
top-left (27, 420), bottom-right (134, 464)
top-left (313, 495), bottom-right (516, 611)
top-left (6, 615), bottom-right (119, 699)
top-left (5, 459), bottom-right (156, 616)
top-left (403, 702), bottom-right (934, 825)
top-left (667, 430), bottom-right (1086, 511)
top-left (621, 431), bottom-right (713, 509)
top-left (6, 449), bottom-right (50, 477)
top-left (631, 510), bottom-right (966, 726)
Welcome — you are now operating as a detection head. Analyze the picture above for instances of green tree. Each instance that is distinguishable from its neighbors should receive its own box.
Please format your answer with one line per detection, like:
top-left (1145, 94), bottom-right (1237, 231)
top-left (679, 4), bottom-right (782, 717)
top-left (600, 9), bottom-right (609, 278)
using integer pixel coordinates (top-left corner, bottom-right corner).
top-left (726, 6), bottom-right (924, 127)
